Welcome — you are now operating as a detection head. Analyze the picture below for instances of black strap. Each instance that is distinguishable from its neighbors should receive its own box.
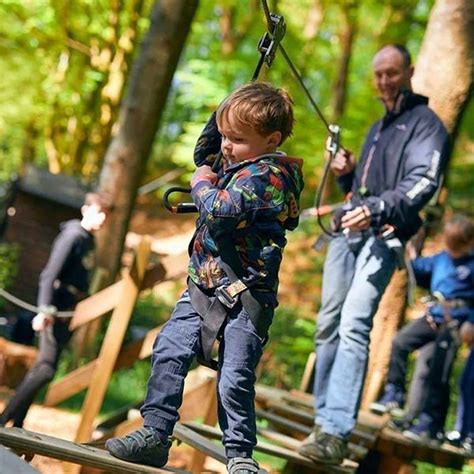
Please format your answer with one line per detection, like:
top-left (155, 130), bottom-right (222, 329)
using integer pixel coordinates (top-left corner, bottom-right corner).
top-left (188, 280), bottom-right (226, 371)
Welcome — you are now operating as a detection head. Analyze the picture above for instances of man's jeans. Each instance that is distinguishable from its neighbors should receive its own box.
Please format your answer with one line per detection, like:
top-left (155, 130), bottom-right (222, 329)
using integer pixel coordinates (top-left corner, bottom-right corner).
top-left (141, 290), bottom-right (264, 458)
top-left (314, 234), bottom-right (397, 438)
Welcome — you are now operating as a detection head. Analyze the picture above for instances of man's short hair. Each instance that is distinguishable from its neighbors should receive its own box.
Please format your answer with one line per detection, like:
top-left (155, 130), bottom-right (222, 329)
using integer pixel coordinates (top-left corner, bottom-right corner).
top-left (444, 215), bottom-right (474, 253)
top-left (84, 192), bottom-right (114, 212)
top-left (216, 82), bottom-right (294, 145)
top-left (378, 44), bottom-right (412, 67)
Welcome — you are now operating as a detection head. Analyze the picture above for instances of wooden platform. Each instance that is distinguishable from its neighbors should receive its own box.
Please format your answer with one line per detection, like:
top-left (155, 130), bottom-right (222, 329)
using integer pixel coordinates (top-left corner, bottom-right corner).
top-left (0, 427), bottom-right (190, 474)
top-left (255, 384), bottom-right (471, 471)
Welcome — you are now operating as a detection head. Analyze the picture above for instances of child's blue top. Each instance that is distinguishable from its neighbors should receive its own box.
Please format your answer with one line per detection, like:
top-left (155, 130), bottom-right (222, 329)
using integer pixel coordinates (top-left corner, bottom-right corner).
top-left (412, 250), bottom-right (474, 323)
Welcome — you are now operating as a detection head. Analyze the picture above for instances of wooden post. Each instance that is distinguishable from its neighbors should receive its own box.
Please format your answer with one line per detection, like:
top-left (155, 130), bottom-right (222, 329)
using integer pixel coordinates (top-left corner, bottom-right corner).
top-left (74, 236), bottom-right (151, 443)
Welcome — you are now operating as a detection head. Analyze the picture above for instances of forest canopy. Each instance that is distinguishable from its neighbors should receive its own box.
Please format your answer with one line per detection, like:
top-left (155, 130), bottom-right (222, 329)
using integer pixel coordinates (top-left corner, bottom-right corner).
top-left (0, 0), bottom-right (472, 209)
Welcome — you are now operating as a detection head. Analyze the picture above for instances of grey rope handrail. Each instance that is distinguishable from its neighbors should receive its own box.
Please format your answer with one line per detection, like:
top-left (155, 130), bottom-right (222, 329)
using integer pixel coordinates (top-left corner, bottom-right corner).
top-left (0, 288), bottom-right (75, 317)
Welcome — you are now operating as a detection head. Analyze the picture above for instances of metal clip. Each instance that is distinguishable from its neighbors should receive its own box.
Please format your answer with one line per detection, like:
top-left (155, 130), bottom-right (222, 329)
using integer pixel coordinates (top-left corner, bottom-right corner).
top-left (258, 13), bottom-right (286, 67)
top-left (326, 124), bottom-right (341, 156)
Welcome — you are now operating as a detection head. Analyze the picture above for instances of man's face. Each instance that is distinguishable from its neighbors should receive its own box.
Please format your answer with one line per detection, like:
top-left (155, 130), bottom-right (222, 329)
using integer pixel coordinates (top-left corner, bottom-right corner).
top-left (372, 47), bottom-right (414, 110)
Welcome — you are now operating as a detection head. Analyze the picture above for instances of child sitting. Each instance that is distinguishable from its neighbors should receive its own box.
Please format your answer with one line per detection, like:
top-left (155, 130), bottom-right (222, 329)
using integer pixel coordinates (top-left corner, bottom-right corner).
top-left (105, 82), bottom-right (304, 473)
top-left (371, 215), bottom-right (474, 443)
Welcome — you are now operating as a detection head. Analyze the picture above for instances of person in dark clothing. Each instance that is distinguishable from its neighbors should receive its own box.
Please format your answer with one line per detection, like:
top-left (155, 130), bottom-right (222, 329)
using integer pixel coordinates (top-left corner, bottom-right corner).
top-left (446, 322), bottom-right (474, 455)
top-left (105, 82), bottom-right (304, 474)
top-left (371, 216), bottom-right (474, 444)
top-left (0, 193), bottom-right (110, 428)
top-left (298, 44), bottom-right (449, 465)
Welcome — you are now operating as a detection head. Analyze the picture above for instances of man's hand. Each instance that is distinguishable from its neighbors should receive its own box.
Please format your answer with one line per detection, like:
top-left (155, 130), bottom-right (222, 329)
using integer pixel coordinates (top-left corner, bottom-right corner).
top-left (341, 205), bottom-right (371, 231)
top-left (32, 313), bottom-right (54, 332)
top-left (191, 165), bottom-right (218, 187)
top-left (329, 148), bottom-right (356, 176)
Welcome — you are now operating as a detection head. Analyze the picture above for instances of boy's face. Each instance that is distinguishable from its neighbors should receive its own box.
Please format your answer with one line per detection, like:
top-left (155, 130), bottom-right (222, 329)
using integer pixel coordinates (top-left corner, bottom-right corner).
top-left (218, 109), bottom-right (281, 164)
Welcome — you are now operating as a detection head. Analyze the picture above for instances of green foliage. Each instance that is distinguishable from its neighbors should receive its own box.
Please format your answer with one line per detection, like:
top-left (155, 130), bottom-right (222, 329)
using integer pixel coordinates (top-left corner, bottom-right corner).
top-left (0, 242), bottom-right (19, 296)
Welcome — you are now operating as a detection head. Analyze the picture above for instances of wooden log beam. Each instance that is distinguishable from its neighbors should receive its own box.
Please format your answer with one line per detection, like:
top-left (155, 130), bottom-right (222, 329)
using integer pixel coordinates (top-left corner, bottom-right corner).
top-left (45, 325), bottom-right (162, 407)
top-left (69, 281), bottom-right (124, 331)
top-left (182, 422), bottom-right (358, 473)
top-left (74, 238), bottom-right (150, 443)
top-left (0, 427), bottom-right (188, 474)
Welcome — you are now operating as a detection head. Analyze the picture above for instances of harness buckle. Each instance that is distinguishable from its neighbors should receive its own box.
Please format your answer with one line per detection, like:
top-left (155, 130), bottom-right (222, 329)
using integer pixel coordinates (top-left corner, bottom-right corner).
top-left (215, 285), bottom-right (240, 308)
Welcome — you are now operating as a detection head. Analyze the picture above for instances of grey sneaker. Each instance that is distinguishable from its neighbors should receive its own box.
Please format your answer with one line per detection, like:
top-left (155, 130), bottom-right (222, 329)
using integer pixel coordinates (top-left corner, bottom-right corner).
top-left (227, 457), bottom-right (262, 473)
top-left (370, 383), bottom-right (405, 416)
top-left (299, 430), bottom-right (347, 465)
top-left (105, 426), bottom-right (171, 468)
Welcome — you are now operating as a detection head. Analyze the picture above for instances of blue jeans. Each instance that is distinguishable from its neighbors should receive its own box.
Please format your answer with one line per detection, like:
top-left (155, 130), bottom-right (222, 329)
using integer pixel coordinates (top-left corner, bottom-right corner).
top-left (141, 290), bottom-right (265, 458)
top-left (314, 234), bottom-right (397, 437)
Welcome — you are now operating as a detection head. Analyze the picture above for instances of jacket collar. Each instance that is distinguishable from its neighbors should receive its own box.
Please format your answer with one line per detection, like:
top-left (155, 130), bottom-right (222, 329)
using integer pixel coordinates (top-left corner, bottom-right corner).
top-left (381, 90), bottom-right (428, 128)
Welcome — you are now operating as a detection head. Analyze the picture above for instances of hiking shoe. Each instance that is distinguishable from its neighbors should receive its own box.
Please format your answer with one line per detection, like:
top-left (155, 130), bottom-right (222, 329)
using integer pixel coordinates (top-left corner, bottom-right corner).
top-left (299, 431), bottom-right (347, 465)
top-left (402, 413), bottom-right (443, 446)
top-left (105, 426), bottom-right (171, 468)
top-left (227, 457), bottom-right (264, 473)
top-left (298, 424), bottom-right (322, 459)
top-left (370, 383), bottom-right (404, 416)
top-left (388, 416), bottom-right (413, 432)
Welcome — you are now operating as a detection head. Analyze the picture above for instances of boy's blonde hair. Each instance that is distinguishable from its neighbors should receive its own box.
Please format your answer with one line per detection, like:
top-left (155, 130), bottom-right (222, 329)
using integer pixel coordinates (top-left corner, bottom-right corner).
top-left (216, 82), bottom-right (294, 145)
top-left (444, 215), bottom-right (474, 253)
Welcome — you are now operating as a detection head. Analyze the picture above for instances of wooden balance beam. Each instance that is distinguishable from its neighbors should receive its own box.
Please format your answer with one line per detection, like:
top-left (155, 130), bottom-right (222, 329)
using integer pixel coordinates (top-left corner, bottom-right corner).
top-left (255, 384), bottom-right (471, 470)
top-left (182, 421), bottom-right (358, 473)
top-left (0, 427), bottom-right (189, 474)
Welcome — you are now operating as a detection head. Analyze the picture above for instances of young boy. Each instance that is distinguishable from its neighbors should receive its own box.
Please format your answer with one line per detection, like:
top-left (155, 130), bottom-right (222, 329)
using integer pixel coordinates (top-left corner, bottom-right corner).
top-left (105, 82), bottom-right (304, 473)
top-left (370, 215), bottom-right (474, 443)
top-left (0, 192), bottom-right (110, 428)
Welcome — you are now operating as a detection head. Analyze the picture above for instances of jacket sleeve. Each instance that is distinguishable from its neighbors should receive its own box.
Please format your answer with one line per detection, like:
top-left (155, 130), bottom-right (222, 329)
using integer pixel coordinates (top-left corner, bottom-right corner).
top-left (411, 255), bottom-right (435, 290)
top-left (37, 229), bottom-right (78, 308)
top-left (365, 114), bottom-right (449, 230)
top-left (193, 112), bottom-right (222, 168)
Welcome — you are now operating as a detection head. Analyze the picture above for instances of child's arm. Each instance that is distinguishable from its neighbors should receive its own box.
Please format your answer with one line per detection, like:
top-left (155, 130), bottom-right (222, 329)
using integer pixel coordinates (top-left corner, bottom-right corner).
top-left (194, 112), bottom-right (222, 168)
top-left (411, 254), bottom-right (436, 290)
top-left (191, 163), bottom-right (283, 233)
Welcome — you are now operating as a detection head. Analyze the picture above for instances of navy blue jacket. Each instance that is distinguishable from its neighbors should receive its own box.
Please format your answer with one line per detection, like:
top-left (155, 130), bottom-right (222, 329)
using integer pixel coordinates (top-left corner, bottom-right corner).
top-left (413, 251), bottom-right (474, 324)
top-left (338, 91), bottom-right (449, 240)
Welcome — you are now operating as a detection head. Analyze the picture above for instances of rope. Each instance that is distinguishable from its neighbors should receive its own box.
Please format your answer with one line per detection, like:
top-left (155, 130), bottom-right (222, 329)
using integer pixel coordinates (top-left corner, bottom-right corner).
top-left (260, 0), bottom-right (331, 132)
top-left (0, 288), bottom-right (74, 317)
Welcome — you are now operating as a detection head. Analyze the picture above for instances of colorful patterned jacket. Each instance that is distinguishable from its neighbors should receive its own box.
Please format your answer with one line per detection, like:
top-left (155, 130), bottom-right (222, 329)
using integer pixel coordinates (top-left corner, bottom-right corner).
top-left (188, 112), bottom-right (304, 300)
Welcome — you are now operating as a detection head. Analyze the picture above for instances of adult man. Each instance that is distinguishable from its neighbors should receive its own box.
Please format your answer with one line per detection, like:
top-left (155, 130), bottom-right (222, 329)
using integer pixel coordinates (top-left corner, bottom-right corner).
top-left (298, 44), bottom-right (449, 464)
top-left (0, 193), bottom-right (110, 428)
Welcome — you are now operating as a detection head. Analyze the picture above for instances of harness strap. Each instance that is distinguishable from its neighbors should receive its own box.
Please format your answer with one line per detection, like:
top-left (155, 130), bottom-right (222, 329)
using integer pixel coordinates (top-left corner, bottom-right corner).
top-left (188, 280), bottom-right (226, 371)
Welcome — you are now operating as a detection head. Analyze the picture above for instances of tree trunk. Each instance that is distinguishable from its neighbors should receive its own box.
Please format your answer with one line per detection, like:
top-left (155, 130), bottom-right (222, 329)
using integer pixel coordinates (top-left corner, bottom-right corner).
top-left (95, 0), bottom-right (199, 282)
top-left (361, 0), bottom-right (474, 408)
top-left (412, 0), bottom-right (474, 137)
